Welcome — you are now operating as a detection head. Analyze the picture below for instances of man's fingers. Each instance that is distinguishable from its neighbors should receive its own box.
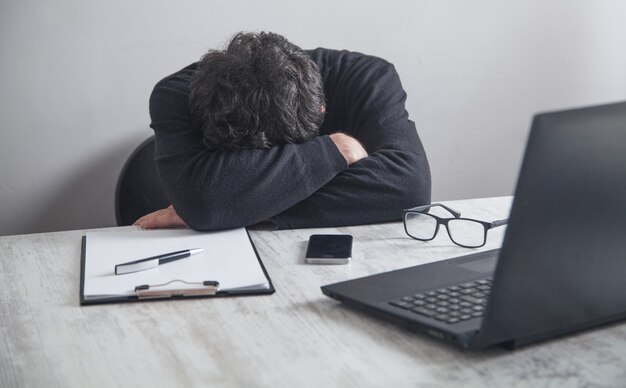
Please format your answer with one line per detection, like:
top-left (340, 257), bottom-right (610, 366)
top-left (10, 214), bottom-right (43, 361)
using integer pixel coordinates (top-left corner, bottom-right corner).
top-left (329, 132), bottom-right (368, 165)
top-left (134, 209), bottom-right (164, 228)
top-left (133, 214), bottom-right (151, 227)
top-left (134, 206), bottom-right (188, 229)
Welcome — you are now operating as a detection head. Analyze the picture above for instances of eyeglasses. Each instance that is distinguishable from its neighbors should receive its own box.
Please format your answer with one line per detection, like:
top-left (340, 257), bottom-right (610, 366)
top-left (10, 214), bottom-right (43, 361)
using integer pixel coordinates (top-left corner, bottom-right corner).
top-left (402, 203), bottom-right (508, 248)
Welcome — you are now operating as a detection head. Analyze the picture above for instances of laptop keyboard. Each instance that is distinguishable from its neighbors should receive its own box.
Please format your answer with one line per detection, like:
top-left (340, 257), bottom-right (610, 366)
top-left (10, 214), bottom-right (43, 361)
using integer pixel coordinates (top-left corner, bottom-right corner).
top-left (389, 278), bottom-right (492, 324)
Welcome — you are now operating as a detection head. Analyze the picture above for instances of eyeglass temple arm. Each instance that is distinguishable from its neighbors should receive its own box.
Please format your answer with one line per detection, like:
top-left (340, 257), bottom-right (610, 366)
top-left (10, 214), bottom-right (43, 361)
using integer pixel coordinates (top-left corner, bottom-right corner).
top-left (490, 218), bottom-right (509, 228)
top-left (404, 203), bottom-right (462, 218)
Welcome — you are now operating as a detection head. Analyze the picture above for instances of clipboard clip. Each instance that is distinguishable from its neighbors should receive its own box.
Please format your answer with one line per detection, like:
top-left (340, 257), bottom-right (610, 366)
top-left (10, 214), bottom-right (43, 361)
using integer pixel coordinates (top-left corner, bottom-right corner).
top-left (134, 279), bottom-right (220, 299)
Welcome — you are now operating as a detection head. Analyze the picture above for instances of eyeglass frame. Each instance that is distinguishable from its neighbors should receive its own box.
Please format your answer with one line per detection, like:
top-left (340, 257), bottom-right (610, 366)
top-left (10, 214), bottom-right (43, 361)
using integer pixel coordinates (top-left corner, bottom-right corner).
top-left (402, 203), bottom-right (509, 248)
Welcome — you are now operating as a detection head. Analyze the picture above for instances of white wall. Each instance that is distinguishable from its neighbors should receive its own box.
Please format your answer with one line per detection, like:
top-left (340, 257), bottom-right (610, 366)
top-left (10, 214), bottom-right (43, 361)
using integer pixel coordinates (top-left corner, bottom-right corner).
top-left (1, 0), bottom-right (625, 236)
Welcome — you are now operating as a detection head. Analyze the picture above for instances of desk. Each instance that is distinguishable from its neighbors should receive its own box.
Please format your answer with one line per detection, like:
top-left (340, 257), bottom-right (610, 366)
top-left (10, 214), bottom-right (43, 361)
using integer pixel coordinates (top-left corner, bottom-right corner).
top-left (1, 196), bottom-right (625, 387)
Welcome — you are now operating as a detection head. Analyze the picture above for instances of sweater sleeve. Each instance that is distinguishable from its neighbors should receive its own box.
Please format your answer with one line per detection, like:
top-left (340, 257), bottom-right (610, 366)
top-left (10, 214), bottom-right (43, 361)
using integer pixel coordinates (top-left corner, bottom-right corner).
top-left (271, 58), bottom-right (431, 229)
top-left (149, 70), bottom-right (347, 231)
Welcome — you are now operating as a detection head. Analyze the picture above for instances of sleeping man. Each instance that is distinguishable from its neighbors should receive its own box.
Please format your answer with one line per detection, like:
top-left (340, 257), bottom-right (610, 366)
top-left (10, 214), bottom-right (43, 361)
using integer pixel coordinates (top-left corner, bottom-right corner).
top-left (135, 32), bottom-right (431, 230)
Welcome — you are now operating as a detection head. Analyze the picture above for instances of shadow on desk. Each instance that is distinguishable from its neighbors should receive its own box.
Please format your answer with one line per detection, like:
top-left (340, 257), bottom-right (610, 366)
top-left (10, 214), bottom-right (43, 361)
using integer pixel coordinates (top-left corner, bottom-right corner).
top-left (312, 297), bottom-right (626, 359)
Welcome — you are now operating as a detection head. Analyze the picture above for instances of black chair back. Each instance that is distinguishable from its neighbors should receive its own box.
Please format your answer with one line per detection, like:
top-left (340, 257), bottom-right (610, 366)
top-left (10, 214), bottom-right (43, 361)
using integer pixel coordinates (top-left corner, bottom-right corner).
top-left (115, 136), bottom-right (169, 226)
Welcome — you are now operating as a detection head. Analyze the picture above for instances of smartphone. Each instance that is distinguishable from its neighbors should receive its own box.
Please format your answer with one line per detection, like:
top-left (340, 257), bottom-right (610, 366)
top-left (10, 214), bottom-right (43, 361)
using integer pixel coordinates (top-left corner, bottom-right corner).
top-left (305, 234), bottom-right (352, 265)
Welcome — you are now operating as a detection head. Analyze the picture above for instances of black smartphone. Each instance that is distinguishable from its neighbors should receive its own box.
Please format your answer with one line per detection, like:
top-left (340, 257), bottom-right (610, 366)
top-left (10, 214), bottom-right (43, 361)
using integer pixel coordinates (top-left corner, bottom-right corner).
top-left (305, 234), bottom-right (353, 264)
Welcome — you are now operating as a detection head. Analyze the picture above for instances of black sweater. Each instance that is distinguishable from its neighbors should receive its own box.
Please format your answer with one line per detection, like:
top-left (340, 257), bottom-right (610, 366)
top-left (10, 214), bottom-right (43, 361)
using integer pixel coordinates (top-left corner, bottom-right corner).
top-left (149, 48), bottom-right (431, 230)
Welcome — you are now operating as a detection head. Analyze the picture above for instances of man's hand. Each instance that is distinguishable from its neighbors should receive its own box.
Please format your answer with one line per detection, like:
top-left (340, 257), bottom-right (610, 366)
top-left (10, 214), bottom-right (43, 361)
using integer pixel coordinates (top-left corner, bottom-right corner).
top-left (134, 205), bottom-right (188, 229)
top-left (329, 133), bottom-right (368, 165)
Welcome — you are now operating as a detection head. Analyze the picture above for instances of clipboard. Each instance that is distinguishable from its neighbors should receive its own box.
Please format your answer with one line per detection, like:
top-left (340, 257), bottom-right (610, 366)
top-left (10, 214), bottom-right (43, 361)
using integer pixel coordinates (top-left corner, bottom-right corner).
top-left (80, 228), bottom-right (275, 305)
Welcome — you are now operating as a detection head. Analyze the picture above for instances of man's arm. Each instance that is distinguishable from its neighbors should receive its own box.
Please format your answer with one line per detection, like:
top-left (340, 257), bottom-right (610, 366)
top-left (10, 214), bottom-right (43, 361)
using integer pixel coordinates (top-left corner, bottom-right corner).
top-left (272, 144), bottom-right (429, 228)
top-left (271, 58), bottom-right (431, 228)
top-left (135, 132), bottom-right (367, 230)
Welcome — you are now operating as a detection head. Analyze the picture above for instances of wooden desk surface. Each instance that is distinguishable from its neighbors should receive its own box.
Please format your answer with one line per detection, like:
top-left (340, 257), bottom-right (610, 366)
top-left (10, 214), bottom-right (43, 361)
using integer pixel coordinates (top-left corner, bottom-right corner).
top-left (1, 197), bottom-right (625, 387)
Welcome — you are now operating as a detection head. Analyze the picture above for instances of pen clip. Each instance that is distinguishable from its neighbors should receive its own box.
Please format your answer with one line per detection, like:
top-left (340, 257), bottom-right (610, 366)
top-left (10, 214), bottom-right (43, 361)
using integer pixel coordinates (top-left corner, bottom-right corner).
top-left (134, 279), bottom-right (220, 299)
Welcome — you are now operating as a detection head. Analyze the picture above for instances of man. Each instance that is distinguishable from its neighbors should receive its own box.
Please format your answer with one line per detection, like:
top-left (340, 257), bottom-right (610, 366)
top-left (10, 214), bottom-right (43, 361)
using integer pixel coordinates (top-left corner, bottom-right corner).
top-left (136, 32), bottom-right (431, 230)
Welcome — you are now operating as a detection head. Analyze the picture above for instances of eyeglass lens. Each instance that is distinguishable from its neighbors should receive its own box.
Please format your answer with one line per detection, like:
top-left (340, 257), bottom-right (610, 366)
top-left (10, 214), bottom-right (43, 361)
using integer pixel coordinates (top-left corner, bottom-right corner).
top-left (404, 212), bottom-right (437, 240)
top-left (446, 219), bottom-right (485, 247)
top-left (405, 213), bottom-right (486, 247)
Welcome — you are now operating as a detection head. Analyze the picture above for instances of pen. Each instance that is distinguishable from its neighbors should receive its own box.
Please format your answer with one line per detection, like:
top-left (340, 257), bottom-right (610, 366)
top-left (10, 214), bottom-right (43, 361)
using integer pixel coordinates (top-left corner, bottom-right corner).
top-left (114, 248), bottom-right (204, 275)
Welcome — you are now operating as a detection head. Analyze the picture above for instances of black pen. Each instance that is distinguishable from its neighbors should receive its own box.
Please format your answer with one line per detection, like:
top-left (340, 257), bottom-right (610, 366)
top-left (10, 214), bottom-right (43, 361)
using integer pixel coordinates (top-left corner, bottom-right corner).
top-left (114, 248), bottom-right (204, 275)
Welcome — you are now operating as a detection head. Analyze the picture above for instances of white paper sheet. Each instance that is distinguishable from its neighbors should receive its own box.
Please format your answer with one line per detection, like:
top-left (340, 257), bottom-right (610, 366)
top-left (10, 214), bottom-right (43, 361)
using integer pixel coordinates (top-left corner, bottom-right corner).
top-left (83, 228), bottom-right (270, 300)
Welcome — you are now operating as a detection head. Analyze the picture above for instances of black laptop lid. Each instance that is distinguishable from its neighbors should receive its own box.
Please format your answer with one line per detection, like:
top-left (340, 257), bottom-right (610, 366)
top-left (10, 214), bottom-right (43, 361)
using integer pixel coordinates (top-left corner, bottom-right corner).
top-left (479, 102), bottom-right (626, 348)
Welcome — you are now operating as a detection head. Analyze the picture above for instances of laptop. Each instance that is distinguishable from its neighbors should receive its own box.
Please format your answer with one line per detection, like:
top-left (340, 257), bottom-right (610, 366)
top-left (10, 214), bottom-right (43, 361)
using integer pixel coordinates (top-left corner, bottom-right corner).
top-left (321, 101), bottom-right (626, 350)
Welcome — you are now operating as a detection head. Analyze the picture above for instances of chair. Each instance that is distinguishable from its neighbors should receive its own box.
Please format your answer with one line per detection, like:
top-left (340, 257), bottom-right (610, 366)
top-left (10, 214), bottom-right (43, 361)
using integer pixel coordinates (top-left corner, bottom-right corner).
top-left (115, 136), bottom-right (170, 226)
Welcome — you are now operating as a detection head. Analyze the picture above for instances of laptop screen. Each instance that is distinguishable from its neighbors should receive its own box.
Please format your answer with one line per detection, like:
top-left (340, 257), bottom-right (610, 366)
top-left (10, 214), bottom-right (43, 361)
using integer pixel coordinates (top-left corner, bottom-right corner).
top-left (479, 101), bottom-right (626, 348)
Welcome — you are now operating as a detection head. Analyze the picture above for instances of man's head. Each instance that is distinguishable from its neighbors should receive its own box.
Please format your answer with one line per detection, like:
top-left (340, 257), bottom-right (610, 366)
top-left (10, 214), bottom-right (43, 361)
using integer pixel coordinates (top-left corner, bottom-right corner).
top-left (190, 32), bottom-right (326, 150)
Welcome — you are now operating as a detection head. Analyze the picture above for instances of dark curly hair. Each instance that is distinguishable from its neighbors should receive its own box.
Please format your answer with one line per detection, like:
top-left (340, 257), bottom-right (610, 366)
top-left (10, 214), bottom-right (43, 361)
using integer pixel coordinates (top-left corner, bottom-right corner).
top-left (189, 32), bottom-right (326, 150)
